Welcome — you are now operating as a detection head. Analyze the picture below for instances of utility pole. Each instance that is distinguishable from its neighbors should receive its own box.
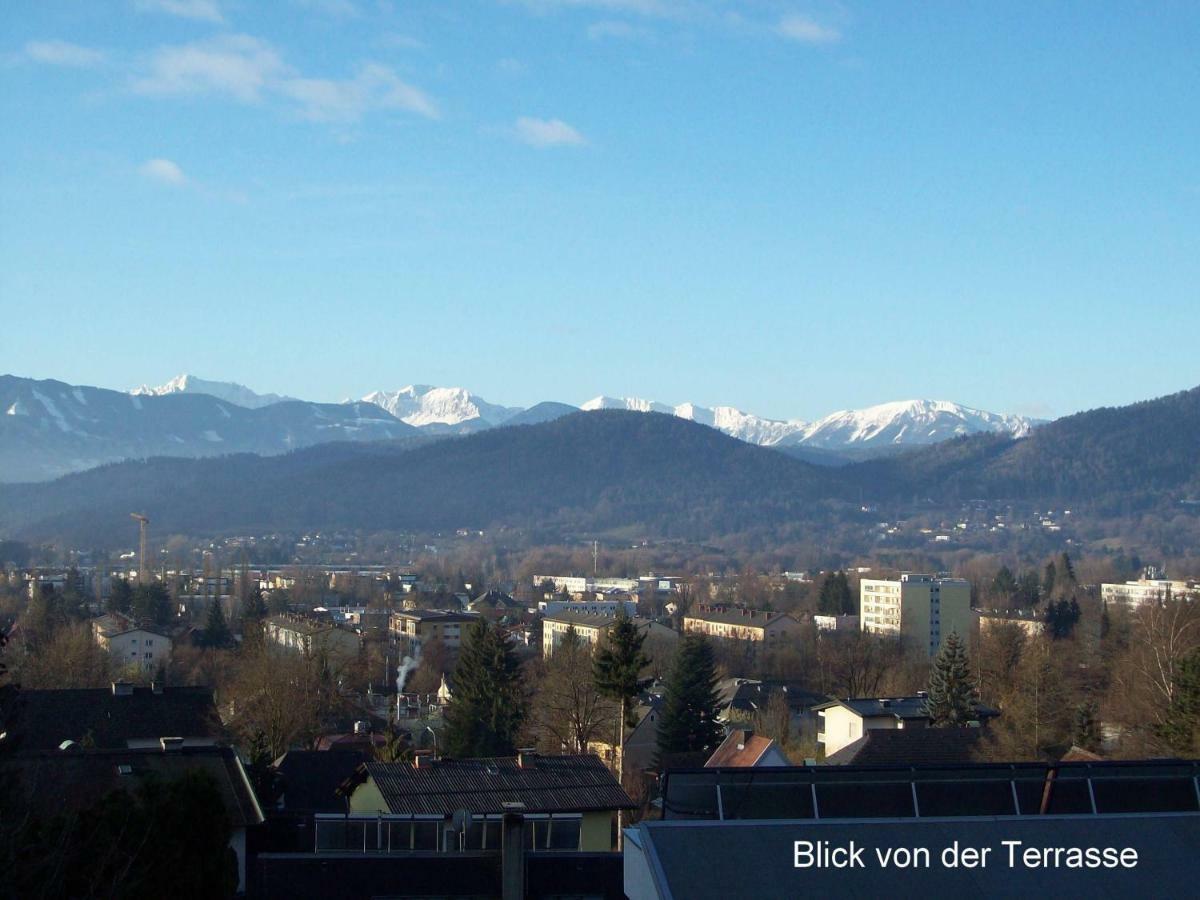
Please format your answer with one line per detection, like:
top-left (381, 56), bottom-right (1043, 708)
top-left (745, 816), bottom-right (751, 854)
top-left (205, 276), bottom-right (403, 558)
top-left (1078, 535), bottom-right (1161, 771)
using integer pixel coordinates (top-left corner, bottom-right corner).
top-left (130, 513), bottom-right (150, 584)
top-left (593, 540), bottom-right (598, 576)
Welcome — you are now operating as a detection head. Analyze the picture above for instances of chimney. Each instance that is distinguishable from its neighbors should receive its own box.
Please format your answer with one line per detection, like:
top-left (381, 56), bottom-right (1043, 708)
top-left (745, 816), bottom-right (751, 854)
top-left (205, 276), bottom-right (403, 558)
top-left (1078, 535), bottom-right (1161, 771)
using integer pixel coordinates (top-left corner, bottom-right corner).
top-left (159, 736), bottom-right (184, 752)
top-left (412, 750), bottom-right (433, 769)
top-left (112, 681), bottom-right (134, 697)
top-left (501, 803), bottom-right (527, 900)
top-left (151, 681), bottom-right (164, 695)
top-left (517, 748), bottom-right (537, 768)
top-left (353, 720), bottom-right (368, 736)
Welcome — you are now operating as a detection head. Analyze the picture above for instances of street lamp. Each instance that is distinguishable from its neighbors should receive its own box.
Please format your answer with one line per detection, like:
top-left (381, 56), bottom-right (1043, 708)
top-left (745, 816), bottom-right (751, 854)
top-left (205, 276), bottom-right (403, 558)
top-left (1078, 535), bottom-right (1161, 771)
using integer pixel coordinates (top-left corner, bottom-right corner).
top-left (424, 725), bottom-right (438, 759)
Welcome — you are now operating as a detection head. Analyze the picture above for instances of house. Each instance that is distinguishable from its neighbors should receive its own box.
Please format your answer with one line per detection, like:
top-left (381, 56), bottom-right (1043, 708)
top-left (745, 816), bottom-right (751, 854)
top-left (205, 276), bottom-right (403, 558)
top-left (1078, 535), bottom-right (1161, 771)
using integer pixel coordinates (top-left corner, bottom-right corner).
top-left (704, 728), bottom-right (790, 768)
top-left (266, 614), bottom-right (362, 663)
top-left (334, 751), bottom-right (635, 852)
top-left (974, 609), bottom-right (1045, 638)
top-left (626, 760), bottom-right (1200, 899)
top-left (91, 613), bottom-right (172, 672)
top-left (680, 606), bottom-right (802, 646)
top-left (823, 726), bottom-right (985, 765)
top-left (2, 746), bottom-right (264, 893)
top-left (720, 680), bottom-right (829, 745)
top-left (0, 682), bottom-right (225, 752)
top-left (587, 695), bottom-right (664, 776)
top-left (542, 613), bottom-right (676, 659)
top-left (814, 695), bottom-right (999, 757)
top-left (388, 609), bottom-right (481, 655)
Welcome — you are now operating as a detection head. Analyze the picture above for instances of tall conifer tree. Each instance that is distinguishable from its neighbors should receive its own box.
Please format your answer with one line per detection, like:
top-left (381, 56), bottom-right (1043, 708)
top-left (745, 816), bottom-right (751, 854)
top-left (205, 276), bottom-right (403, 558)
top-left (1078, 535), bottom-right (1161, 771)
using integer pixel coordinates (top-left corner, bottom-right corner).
top-left (925, 632), bottom-right (976, 726)
top-left (443, 619), bottom-right (526, 758)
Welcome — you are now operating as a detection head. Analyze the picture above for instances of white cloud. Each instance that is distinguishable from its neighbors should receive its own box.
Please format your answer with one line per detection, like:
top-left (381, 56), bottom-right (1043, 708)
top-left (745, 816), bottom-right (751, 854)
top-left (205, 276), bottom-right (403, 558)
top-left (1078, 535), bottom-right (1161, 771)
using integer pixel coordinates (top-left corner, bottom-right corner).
top-left (514, 116), bottom-right (586, 147)
top-left (24, 40), bottom-right (106, 67)
top-left (380, 33), bottom-right (425, 50)
top-left (133, 34), bottom-right (438, 121)
top-left (133, 34), bottom-right (286, 102)
top-left (280, 62), bottom-right (438, 121)
top-left (135, 0), bottom-right (225, 23)
top-left (776, 14), bottom-right (840, 44)
top-left (140, 158), bottom-right (188, 186)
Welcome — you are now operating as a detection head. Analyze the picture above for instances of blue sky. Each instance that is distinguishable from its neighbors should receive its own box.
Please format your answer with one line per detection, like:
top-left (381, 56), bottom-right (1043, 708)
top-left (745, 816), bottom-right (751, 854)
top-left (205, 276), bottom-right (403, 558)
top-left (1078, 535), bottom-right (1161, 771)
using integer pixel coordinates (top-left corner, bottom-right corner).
top-left (1, 1), bottom-right (1197, 422)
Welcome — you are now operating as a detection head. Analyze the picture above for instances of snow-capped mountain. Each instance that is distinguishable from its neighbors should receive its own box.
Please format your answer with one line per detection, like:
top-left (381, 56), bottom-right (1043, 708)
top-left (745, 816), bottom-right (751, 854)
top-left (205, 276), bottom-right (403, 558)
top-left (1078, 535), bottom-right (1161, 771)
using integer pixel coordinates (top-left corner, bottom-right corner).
top-left (786, 399), bottom-right (1035, 449)
top-left (132, 374), bottom-right (293, 409)
top-left (581, 396), bottom-right (807, 445)
top-left (2, 375), bottom-right (414, 482)
top-left (361, 385), bottom-right (523, 430)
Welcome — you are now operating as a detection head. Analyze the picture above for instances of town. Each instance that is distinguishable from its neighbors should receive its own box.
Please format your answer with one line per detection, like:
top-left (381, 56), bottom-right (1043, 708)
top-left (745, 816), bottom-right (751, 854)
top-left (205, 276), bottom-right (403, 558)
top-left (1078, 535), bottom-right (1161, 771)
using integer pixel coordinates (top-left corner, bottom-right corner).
top-left (2, 523), bottom-right (1198, 897)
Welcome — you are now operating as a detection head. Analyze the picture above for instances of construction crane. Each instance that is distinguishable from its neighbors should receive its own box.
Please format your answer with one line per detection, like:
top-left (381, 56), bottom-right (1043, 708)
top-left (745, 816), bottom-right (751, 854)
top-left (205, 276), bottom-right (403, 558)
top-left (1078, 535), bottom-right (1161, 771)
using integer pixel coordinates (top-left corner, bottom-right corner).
top-left (130, 513), bottom-right (149, 583)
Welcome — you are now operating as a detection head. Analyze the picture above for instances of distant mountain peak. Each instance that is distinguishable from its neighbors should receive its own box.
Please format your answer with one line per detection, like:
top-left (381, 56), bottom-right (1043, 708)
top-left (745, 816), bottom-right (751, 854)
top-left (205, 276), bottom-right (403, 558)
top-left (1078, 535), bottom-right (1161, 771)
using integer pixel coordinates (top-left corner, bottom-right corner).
top-left (131, 374), bottom-right (294, 409)
top-left (360, 384), bottom-right (522, 428)
top-left (790, 398), bottom-right (1036, 448)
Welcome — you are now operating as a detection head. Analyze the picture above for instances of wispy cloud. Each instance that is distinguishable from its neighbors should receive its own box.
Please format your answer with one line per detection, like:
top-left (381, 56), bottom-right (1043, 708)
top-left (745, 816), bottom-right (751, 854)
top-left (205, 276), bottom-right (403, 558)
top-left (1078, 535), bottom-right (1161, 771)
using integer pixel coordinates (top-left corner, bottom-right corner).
top-left (379, 33), bottom-right (425, 50)
top-left (514, 116), bottom-right (586, 147)
top-left (140, 157), bottom-right (188, 186)
top-left (586, 20), bottom-right (650, 40)
top-left (776, 14), bottom-right (840, 45)
top-left (23, 40), bottom-right (106, 68)
top-left (132, 34), bottom-right (438, 121)
top-left (134, 0), bottom-right (225, 24)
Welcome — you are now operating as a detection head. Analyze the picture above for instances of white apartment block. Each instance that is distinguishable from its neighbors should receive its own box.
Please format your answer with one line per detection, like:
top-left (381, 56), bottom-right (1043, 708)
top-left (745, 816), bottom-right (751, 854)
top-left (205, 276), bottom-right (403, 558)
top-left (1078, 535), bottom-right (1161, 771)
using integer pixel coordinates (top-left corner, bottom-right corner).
top-left (1101, 578), bottom-right (1199, 609)
top-left (92, 614), bottom-right (172, 672)
top-left (860, 574), bottom-right (972, 656)
top-left (539, 598), bottom-right (638, 619)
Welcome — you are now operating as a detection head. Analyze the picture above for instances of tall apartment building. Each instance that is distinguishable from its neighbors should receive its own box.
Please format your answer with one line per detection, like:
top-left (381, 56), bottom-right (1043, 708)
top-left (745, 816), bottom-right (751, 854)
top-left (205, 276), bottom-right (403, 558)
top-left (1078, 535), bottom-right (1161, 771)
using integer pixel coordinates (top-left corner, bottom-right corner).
top-left (859, 574), bottom-right (972, 656)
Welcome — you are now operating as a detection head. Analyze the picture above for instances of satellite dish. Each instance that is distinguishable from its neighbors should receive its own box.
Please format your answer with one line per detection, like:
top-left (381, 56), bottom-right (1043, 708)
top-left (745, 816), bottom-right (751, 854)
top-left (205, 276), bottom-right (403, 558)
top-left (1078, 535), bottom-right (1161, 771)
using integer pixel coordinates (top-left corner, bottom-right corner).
top-left (452, 808), bottom-right (473, 833)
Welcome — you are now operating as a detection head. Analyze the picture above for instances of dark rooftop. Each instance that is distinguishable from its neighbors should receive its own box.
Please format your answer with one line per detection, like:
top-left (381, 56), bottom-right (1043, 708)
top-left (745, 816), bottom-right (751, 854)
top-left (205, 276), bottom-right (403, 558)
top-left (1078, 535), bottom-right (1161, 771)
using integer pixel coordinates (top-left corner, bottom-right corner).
top-left (349, 753), bottom-right (636, 816)
top-left (814, 695), bottom-right (999, 721)
top-left (683, 606), bottom-right (796, 628)
top-left (275, 749), bottom-right (371, 815)
top-left (824, 726), bottom-right (985, 766)
top-left (2, 746), bottom-right (263, 828)
top-left (1, 685), bottom-right (226, 752)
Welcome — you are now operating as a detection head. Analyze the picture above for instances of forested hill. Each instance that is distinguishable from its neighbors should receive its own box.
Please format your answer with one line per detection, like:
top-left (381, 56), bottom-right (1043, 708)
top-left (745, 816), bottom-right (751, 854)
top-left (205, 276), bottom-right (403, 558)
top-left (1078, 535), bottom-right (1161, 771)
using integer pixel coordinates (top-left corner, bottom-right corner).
top-left (850, 385), bottom-right (1200, 509)
top-left (0, 411), bottom-right (851, 546)
top-left (2, 387), bottom-right (1198, 548)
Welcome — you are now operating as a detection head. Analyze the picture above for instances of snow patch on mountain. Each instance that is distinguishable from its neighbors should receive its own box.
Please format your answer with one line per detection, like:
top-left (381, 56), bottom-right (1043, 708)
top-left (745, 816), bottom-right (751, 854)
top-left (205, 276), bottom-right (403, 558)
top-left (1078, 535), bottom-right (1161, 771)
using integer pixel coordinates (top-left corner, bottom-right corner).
top-left (132, 374), bottom-right (294, 409)
top-left (787, 399), bottom-right (1035, 448)
top-left (361, 385), bottom-right (522, 428)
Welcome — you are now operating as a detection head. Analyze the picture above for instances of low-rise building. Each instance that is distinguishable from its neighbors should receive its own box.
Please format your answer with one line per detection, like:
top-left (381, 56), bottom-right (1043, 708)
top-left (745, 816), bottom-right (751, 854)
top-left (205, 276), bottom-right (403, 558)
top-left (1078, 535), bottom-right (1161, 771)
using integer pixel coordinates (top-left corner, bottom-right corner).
top-left (542, 613), bottom-right (676, 659)
top-left (266, 614), bottom-right (362, 662)
top-left (704, 728), bottom-right (790, 768)
top-left (91, 613), bottom-right (172, 672)
top-left (974, 609), bottom-right (1045, 638)
top-left (814, 695), bottom-right (999, 757)
top-left (388, 609), bottom-right (481, 656)
top-left (334, 751), bottom-right (635, 852)
top-left (1101, 577), bottom-right (1199, 608)
top-left (681, 606), bottom-right (802, 645)
top-left (813, 614), bottom-right (859, 631)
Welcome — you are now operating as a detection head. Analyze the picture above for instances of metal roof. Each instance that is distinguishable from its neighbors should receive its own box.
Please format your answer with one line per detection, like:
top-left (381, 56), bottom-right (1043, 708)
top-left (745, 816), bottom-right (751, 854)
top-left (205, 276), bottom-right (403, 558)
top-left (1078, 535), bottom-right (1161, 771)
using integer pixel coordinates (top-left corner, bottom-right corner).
top-left (356, 754), bottom-right (636, 815)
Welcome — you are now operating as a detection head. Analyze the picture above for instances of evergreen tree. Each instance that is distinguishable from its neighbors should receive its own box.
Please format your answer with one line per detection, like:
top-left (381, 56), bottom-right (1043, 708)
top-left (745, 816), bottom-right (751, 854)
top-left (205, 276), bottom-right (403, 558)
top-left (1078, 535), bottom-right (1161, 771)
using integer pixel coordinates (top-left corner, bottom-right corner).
top-left (925, 632), bottom-right (976, 726)
top-left (990, 566), bottom-right (1017, 600)
top-left (1058, 552), bottom-right (1077, 590)
top-left (1072, 700), bottom-right (1101, 752)
top-left (1159, 646), bottom-right (1200, 755)
top-left (818, 570), bottom-right (854, 616)
top-left (1099, 600), bottom-right (1111, 640)
top-left (131, 583), bottom-right (172, 629)
top-left (443, 619), bottom-right (526, 758)
top-left (1044, 598), bottom-right (1081, 640)
top-left (108, 577), bottom-right (134, 615)
top-left (593, 613), bottom-right (650, 844)
top-left (203, 599), bottom-right (232, 649)
top-left (655, 634), bottom-right (722, 764)
top-left (241, 588), bottom-right (269, 651)
top-left (1041, 561), bottom-right (1057, 602)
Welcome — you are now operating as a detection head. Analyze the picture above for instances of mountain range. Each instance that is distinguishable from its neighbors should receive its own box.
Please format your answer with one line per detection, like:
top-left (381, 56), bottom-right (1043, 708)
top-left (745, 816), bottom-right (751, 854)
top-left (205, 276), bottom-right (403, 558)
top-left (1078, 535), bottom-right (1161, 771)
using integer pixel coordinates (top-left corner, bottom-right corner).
top-left (0, 373), bottom-right (1038, 482)
top-left (1, 385), bottom-right (1196, 548)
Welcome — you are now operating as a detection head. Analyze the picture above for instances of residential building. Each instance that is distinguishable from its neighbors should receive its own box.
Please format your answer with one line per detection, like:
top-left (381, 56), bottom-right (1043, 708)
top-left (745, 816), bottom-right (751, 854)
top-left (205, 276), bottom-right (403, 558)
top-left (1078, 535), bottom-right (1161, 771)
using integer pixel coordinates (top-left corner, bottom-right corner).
top-left (1, 683), bottom-right (225, 751)
top-left (2, 746), bottom-right (263, 893)
top-left (814, 695), bottom-right (999, 757)
top-left (823, 726), bottom-right (984, 765)
top-left (1101, 577), bottom-right (1199, 608)
top-left (859, 573), bottom-right (972, 655)
top-left (541, 612), bottom-right (676, 659)
top-left (813, 613), bottom-right (859, 631)
top-left (974, 609), bottom-right (1045, 638)
top-left (587, 695), bottom-right (663, 777)
top-left (539, 597), bottom-right (638, 619)
top-left (334, 751), bottom-right (635, 852)
top-left (704, 728), bottom-right (790, 768)
top-left (680, 606), bottom-right (802, 645)
top-left (91, 613), bottom-right (172, 672)
top-left (266, 614), bottom-right (362, 663)
top-left (388, 609), bottom-right (481, 655)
